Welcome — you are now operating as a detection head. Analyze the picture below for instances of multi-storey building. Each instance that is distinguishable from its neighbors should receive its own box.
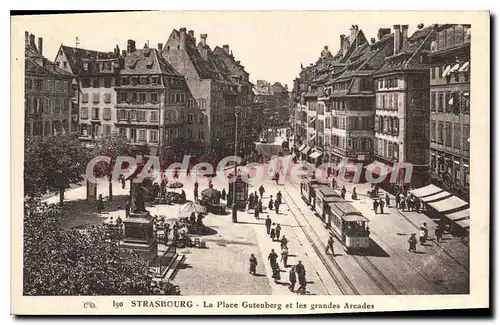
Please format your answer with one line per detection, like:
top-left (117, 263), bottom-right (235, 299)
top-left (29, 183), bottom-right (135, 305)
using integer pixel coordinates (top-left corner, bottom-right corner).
top-left (162, 28), bottom-right (251, 158)
top-left (24, 32), bottom-right (74, 138)
top-left (428, 24), bottom-right (471, 201)
top-left (55, 45), bottom-right (121, 140)
top-left (327, 32), bottom-right (393, 173)
top-left (253, 80), bottom-right (290, 129)
top-left (115, 40), bottom-right (199, 158)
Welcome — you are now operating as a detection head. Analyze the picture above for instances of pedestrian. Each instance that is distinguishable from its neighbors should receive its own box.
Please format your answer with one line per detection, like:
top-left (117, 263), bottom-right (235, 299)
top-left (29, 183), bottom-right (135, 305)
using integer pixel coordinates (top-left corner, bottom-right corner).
top-left (275, 224), bottom-right (282, 241)
top-left (374, 184), bottom-right (379, 196)
top-left (254, 206), bottom-right (260, 219)
top-left (351, 187), bottom-right (357, 200)
top-left (272, 263), bottom-right (281, 283)
top-left (249, 254), bottom-right (258, 275)
top-left (259, 185), bottom-right (265, 198)
top-left (415, 199), bottom-right (421, 213)
top-left (288, 266), bottom-right (297, 292)
top-left (296, 264), bottom-right (307, 294)
top-left (164, 223), bottom-right (170, 245)
top-left (408, 233), bottom-right (417, 252)
top-left (419, 227), bottom-right (426, 245)
top-left (281, 246), bottom-right (289, 268)
top-left (249, 193), bottom-right (254, 209)
top-left (379, 199), bottom-right (385, 214)
top-left (435, 225), bottom-right (443, 244)
top-left (340, 186), bottom-right (346, 200)
top-left (325, 235), bottom-right (335, 255)
top-left (275, 200), bottom-right (280, 214)
top-left (395, 194), bottom-right (401, 209)
top-left (193, 188), bottom-right (198, 202)
top-left (422, 222), bottom-right (429, 239)
top-left (270, 224), bottom-right (276, 241)
top-left (400, 198), bottom-right (406, 211)
top-left (280, 235), bottom-right (288, 250)
top-left (268, 196), bottom-right (274, 211)
top-left (385, 193), bottom-right (390, 207)
top-left (97, 194), bottom-right (104, 213)
top-left (373, 199), bottom-right (379, 214)
top-left (331, 177), bottom-right (336, 189)
top-left (189, 212), bottom-right (196, 225)
top-left (124, 199), bottom-right (130, 218)
top-left (265, 215), bottom-right (272, 234)
top-left (276, 191), bottom-right (282, 203)
top-left (121, 176), bottom-right (126, 189)
top-left (268, 249), bottom-right (278, 269)
top-left (259, 199), bottom-right (263, 213)
top-left (221, 188), bottom-right (227, 200)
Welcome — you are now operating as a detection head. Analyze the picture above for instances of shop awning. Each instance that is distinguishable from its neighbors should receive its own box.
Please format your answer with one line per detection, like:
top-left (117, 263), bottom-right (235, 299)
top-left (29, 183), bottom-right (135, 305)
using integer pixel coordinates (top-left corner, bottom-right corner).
top-left (449, 63), bottom-right (460, 73)
top-left (454, 218), bottom-right (470, 229)
top-left (298, 144), bottom-right (307, 152)
top-left (410, 184), bottom-right (444, 198)
top-left (420, 190), bottom-right (451, 203)
top-left (365, 161), bottom-right (392, 176)
top-left (459, 61), bottom-right (470, 72)
top-left (300, 145), bottom-right (311, 153)
top-left (309, 151), bottom-right (323, 159)
top-left (310, 134), bottom-right (316, 141)
top-left (310, 116), bottom-right (317, 124)
top-left (442, 65), bottom-right (451, 78)
top-left (445, 208), bottom-right (470, 221)
top-left (427, 195), bottom-right (468, 213)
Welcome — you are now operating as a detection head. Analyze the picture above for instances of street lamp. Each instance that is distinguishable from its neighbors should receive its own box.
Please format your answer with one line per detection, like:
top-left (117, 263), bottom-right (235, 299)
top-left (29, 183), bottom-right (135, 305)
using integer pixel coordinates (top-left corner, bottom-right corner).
top-left (232, 112), bottom-right (239, 223)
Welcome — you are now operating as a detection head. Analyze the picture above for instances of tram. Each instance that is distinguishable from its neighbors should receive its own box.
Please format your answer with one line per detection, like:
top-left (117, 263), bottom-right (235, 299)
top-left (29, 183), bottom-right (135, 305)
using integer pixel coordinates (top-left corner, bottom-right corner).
top-left (314, 186), bottom-right (343, 222)
top-left (300, 177), bottom-right (329, 206)
top-left (326, 201), bottom-right (371, 251)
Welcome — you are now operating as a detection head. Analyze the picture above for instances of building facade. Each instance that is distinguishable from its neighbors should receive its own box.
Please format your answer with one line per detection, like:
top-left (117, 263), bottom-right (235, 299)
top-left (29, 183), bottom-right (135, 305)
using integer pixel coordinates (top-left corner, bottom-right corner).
top-left (428, 24), bottom-right (471, 201)
top-left (55, 45), bottom-right (122, 141)
top-left (25, 32), bottom-right (74, 138)
top-left (254, 80), bottom-right (290, 129)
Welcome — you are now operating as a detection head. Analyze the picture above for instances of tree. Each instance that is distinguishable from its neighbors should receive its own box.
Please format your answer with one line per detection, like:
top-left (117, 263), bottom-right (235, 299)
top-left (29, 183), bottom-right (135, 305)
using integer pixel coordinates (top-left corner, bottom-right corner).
top-left (92, 135), bottom-right (130, 200)
top-left (23, 201), bottom-right (181, 296)
top-left (24, 134), bottom-right (89, 204)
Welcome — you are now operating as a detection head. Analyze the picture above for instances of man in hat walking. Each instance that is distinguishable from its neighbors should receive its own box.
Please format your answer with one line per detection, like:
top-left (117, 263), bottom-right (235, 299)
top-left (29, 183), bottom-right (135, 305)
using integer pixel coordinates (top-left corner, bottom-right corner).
top-left (265, 215), bottom-right (272, 234)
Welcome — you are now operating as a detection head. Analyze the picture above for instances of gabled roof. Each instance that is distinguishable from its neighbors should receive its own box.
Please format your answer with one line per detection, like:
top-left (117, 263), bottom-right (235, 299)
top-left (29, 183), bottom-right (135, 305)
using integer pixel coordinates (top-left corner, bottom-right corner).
top-left (375, 26), bottom-right (435, 75)
top-left (59, 45), bottom-right (118, 74)
top-left (26, 42), bottom-right (73, 78)
top-left (271, 82), bottom-right (288, 94)
top-left (121, 48), bottom-right (182, 76)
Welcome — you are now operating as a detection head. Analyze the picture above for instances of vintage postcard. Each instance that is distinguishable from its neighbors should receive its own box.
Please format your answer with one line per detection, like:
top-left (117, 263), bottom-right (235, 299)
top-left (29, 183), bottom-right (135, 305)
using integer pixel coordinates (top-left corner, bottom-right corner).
top-left (11, 11), bottom-right (490, 315)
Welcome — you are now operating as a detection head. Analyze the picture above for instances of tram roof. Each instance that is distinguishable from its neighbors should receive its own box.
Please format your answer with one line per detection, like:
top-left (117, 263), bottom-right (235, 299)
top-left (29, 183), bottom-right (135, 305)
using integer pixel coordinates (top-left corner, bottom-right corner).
top-left (328, 202), bottom-right (369, 222)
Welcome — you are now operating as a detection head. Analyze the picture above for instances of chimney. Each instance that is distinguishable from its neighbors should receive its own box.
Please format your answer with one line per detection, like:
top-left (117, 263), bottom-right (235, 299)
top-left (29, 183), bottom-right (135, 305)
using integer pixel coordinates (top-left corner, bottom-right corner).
top-left (29, 33), bottom-right (35, 47)
top-left (188, 30), bottom-right (194, 38)
top-left (417, 23), bottom-right (424, 29)
top-left (37, 37), bottom-right (43, 56)
top-left (158, 43), bottom-right (163, 51)
top-left (25, 31), bottom-right (29, 47)
top-left (179, 27), bottom-right (186, 50)
top-left (377, 28), bottom-right (391, 40)
top-left (200, 33), bottom-right (207, 47)
top-left (349, 25), bottom-right (357, 43)
top-left (236, 60), bottom-right (240, 64)
top-left (127, 39), bottom-right (136, 53)
top-left (393, 25), bottom-right (401, 53)
top-left (341, 34), bottom-right (349, 57)
top-left (115, 45), bottom-right (120, 56)
top-left (324, 45), bottom-right (328, 50)
top-left (401, 25), bottom-right (409, 42)
top-left (371, 38), bottom-right (376, 44)
top-left (122, 50), bottom-right (127, 56)
top-left (223, 44), bottom-right (230, 55)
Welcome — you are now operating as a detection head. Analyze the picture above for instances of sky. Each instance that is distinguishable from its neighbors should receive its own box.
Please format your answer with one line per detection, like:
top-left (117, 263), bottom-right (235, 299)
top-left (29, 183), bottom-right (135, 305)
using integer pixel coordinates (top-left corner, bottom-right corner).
top-left (13, 11), bottom-right (465, 87)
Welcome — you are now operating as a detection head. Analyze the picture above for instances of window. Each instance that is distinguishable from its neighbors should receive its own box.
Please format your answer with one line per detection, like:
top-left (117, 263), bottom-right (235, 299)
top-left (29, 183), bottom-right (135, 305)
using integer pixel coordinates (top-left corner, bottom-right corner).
top-left (463, 125), bottom-right (470, 152)
top-left (63, 61), bottom-right (67, 68)
top-left (131, 93), bottom-right (137, 102)
top-left (430, 92), bottom-right (436, 112)
top-left (104, 125), bottom-right (111, 136)
top-left (437, 121), bottom-right (444, 144)
top-left (136, 111), bottom-right (146, 121)
top-left (445, 92), bottom-right (452, 113)
top-left (437, 93), bottom-right (443, 112)
top-left (103, 107), bottom-right (111, 120)
top-left (121, 77), bottom-right (129, 85)
top-left (431, 120), bottom-right (436, 142)
top-left (92, 78), bottom-right (100, 88)
top-left (104, 77), bottom-right (112, 88)
top-left (119, 92), bottom-right (126, 102)
top-left (150, 130), bottom-right (158, 142)
top-left (140, 93), bottom-right (147, 103)
top-left (81, 78), bottom-right (90, 88)
top-left (180, 93), bottom-right (185, 103)
top-left (445, 122), bottom-right (452, 146)
top-left (138, 129), bottom-right (147, 142)
top-left (150, 111), bottom-right (158, 122)
top-left (82, 93), bottom-right (89, 103)
top-left (463, 93), bottom-right (470, 114)
top-left (92, 107), bottom-right (99, 120)
top-left (431, 67), bottom-right (436, 79)
top-left (151, 92), bottom-right (158, 102)
top-left (92, 93), bottom-right (100, 103)
top-left (117, 109), bottom-right (127, 121)
top-left (81, 107), bottom-right (88, 119)
top-left (104, 93), bottom-right (111, 103)
top-left (118, 127), bottom-right (127, 137)
top-left (187, 113), bottom-right (194, 123)
top-left (175, 93), bottom-right (180, 103)
top-left (152, 77), bottom-right (159, 85)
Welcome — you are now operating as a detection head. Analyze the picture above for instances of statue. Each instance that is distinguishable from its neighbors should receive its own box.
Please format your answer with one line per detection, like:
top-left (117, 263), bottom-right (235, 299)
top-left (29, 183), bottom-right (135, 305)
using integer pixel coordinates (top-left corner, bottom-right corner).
top-left (130, 182), bottom-right (148, 213)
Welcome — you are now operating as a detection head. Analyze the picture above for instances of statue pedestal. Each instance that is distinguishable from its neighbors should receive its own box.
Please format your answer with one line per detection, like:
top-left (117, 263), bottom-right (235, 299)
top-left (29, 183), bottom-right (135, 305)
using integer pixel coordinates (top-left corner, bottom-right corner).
top-left (120, 212), bottom-right (157, 257)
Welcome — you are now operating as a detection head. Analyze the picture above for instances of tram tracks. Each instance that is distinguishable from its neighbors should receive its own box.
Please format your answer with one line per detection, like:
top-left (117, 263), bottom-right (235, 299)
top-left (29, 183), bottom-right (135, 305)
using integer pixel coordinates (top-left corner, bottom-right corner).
top-left (282, 185), bottom-right (405, 295)
top-left (281, 187), bottom-right (359, 295)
